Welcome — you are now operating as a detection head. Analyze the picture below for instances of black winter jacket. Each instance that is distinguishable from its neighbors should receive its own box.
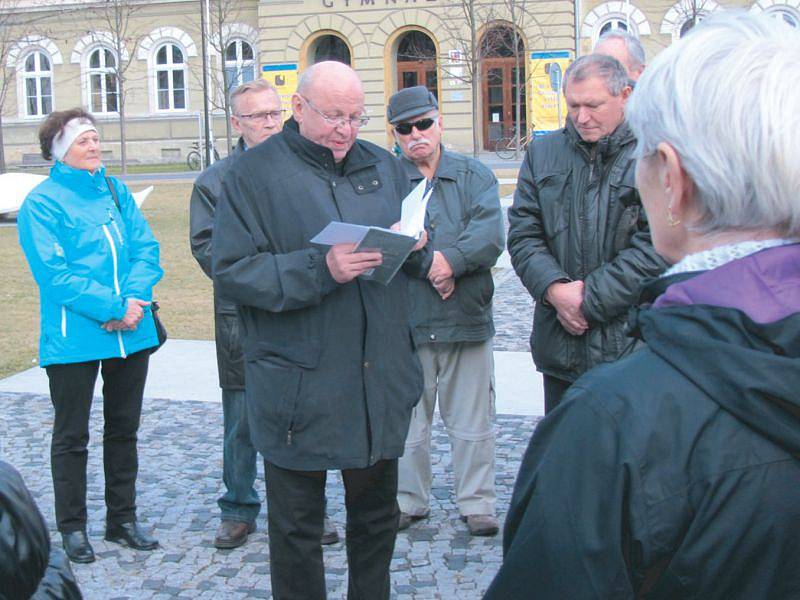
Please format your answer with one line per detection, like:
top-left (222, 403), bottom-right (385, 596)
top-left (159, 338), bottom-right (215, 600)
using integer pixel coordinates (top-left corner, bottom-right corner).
top-left (0, 461), bottom-right (82, 600)
top-left (508, 120), bottom-right (666, 382)
top-left (486, 244), bottom-right (800, 599)
top-left (400, 149), bottom-right (504, 345)
top-left (190, 138), bottom-right (246, 390)
top-left (212, 119), bottom-right (429, 471)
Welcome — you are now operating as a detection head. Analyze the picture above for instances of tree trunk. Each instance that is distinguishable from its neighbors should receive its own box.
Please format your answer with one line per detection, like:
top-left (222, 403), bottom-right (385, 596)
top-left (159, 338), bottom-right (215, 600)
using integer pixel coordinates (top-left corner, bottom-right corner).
top-left (0, 114), bottom-right (6, 174)
top-left (118, 78), bottom-right (128, 178)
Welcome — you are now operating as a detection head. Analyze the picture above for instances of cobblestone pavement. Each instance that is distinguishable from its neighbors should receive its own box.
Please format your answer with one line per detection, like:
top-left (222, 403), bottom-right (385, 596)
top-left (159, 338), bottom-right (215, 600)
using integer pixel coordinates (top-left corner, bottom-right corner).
top-left (0, 213), bottom-right (542, 599)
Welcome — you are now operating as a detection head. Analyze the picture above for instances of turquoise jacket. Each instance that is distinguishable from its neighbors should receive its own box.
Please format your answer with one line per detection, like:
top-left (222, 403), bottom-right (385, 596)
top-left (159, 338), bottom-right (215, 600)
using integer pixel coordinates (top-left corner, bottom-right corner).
top-left (18, 162), bottom-right (163, 367)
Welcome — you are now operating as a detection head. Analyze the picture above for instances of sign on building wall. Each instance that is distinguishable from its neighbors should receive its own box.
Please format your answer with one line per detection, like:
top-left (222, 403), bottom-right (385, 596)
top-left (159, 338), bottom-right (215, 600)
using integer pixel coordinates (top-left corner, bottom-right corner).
top-left (262, 63), bottom-right (299, 107)
top-left (529, 51), bottom-right (572, 135)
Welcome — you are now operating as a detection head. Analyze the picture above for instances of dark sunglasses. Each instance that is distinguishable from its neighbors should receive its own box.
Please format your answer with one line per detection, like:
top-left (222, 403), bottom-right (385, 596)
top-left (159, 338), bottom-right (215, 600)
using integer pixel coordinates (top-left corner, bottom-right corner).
top-left (394, 118), bottom-right (435, 135)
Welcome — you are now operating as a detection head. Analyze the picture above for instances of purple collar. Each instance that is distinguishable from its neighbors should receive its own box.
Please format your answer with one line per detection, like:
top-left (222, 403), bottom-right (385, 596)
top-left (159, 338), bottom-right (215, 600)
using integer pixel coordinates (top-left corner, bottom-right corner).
top-left (654, 244), bottom-right (800, 324)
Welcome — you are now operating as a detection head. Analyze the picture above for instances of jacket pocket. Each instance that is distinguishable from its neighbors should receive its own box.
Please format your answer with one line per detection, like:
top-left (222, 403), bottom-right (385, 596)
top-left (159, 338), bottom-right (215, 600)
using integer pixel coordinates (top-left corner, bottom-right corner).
top-left (456, 271), bottom-right (494, 317)
top-left (535, 172), bottom-right (570, 240)
top-left (612, 204), bottom-right (640, 254)
top-left (245, 359), bottom-right (304, 448)
top-left (349, 166), bottom-right (383, 195)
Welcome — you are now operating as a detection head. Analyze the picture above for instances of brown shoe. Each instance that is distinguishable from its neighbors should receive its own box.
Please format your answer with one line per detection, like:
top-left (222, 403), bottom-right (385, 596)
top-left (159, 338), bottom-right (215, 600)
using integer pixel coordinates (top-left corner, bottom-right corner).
top-left (321, 517), bottom-right (339, 545)
top-left (463, 514), bottom-right (499, 537)
top-left (214, 520), bottom-right (256, 549)
top-left (398, 511), bottom-right (429, 531)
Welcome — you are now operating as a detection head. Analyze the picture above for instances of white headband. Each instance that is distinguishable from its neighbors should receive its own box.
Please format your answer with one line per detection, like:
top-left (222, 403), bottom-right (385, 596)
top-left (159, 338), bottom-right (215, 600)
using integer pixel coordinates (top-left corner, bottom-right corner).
top-left (52, 118), bottom-right (98, 162)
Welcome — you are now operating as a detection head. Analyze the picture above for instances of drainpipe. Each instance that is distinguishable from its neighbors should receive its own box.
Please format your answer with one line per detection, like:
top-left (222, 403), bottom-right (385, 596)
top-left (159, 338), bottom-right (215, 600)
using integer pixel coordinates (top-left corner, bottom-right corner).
top-left (575, 0), bottom-right (582, 58)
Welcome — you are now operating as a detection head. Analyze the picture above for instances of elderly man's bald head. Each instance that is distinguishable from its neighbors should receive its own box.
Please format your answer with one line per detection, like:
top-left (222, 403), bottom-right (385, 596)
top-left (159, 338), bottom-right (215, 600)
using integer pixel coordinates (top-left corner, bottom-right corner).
top-left (292, 61), bottom-right (367, 162)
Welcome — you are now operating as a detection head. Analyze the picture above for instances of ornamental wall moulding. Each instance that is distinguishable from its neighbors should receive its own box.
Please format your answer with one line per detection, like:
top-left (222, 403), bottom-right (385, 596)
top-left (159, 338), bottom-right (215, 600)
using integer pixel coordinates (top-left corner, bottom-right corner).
top-left (136, 27), bottom-right (198, 60)
top-left (368, 9), bottom-right (450, 57)
top-left (581, 1), bottom-right (652, 38)
top-left (7, 36), bottom-right (64, 68)
top-left (207, 23), bottom-right (259, 57)
top-left (284, 14), bottom-right (367, 62)
top-left (660, 0), bottom-right (721, 38)
top-left (70, 32), bottom-right (130, 64)
top-left (751, 0), bottom-right (800, 10)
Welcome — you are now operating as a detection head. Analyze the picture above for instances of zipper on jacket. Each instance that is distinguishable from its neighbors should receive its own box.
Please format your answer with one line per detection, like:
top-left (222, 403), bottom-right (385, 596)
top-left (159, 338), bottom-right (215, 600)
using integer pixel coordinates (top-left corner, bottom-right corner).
top-left (111, 220), bottom-right (124, 247)
top-left (61, 306), bottom-right (67, 337)
top-left (102, 224), bottom-right (127, 359)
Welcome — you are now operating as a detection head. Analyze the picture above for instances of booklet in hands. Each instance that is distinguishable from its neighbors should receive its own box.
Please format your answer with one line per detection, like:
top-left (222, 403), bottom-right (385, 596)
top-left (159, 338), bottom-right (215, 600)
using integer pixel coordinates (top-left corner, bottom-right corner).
top-left (310, 179), bottom-right (433, 285)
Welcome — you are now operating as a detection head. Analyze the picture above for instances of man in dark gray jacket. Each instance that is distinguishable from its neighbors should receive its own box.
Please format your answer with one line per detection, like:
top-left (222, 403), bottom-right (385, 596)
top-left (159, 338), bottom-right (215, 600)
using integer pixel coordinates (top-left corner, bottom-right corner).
top-left (212, 61), bottom-right (429, 600)
top-left (387, 87), bottom-right (504, 537)
top-left (508, 54), bottom-right (665, 413)
top-left (190, 80), bottom-right (340, 549)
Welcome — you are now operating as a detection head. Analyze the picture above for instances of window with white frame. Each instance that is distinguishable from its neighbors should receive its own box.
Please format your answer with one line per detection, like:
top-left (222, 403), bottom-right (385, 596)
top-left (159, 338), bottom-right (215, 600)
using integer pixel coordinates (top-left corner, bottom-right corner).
top-left (224, 39), bottom-right (255, 93)
top-left (766, 6), bottom-right (799, 26)
top-left (88, 48), bottom-right (118, 113)
top-left (598, 18), bottom-right (630, 38)
top-left (155, 43), bottom-right (186, 111)
top-left (22, 51), bottom-right (53, 117)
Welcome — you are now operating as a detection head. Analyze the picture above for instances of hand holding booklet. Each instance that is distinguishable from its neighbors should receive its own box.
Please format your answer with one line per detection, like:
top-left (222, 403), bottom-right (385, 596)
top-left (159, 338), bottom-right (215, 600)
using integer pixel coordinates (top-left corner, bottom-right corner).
top-left (311, 179), bottom-right (433, 285)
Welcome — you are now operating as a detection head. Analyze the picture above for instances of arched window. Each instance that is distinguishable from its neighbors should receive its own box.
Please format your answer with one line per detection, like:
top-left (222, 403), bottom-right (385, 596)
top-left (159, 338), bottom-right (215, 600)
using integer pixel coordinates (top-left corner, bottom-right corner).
top-left (599, 18), bottom-right (629, 37)
top-left (766, 7), bottom-right (799, 27)
top-left (155, 43), bottom-right (186, 110)
top-left (679, 13), bottom-right (707, 37)
top-left (22, 51), bottom-right (53, 117)
top-left (396, 31), bottom-right (438, 100)
top-left (224, 39), bottom-right (255, 93)
top-left (312, 35), bottom-right (351, 65)
top-left (88, 48), bottom-right (118, 113)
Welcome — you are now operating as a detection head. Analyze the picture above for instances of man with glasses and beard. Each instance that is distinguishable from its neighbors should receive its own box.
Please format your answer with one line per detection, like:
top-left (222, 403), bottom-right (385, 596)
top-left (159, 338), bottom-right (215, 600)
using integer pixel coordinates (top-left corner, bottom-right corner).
top-left (190, 79), bottom-right (340, 550)
top-left (387, 86), bottom-right (505, 537)
top-left (212, 62), bottom-right (430, 599)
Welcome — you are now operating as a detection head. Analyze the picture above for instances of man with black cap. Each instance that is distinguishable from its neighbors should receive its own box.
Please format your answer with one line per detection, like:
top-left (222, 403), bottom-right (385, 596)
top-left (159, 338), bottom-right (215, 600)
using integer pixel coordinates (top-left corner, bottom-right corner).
top-left (387, 86), bottom-right (505, 536)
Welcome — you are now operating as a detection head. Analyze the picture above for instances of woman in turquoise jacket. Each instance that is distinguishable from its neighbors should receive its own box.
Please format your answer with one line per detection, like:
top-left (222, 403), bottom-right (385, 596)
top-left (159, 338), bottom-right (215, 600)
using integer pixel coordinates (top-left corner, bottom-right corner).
top-left (17, 108), bottom-right (163, 564)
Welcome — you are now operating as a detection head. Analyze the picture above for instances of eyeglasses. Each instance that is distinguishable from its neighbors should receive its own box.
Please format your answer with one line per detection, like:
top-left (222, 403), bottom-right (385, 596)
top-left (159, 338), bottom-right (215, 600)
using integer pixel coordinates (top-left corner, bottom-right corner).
top-left (394, 118), bottom-right (435, 136)
top-left (300, 95), bottom-right (370, 129)
top-left (236, 110), bottom-right (285, 121)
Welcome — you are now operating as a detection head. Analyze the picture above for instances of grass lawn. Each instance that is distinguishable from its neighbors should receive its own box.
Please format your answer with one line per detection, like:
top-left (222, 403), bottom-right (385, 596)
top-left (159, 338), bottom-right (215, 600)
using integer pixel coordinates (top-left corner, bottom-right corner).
top-left (0, 182), bottom-right (213, 379)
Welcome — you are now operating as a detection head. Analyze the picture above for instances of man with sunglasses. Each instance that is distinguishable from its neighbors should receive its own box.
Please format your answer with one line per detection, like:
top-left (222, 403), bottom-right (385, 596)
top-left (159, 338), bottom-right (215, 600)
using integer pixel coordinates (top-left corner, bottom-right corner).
top-left (212, 62), bottom-right (430, 600)
top-left (387, 86), bottom-right (505, 537)
top-left (190, 79), bottom-right (340, 550)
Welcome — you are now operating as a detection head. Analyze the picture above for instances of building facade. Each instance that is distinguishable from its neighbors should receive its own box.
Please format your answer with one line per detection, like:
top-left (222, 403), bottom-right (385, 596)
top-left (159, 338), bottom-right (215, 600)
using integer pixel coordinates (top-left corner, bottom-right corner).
top-left (2, 0), bottom-right (797, 165)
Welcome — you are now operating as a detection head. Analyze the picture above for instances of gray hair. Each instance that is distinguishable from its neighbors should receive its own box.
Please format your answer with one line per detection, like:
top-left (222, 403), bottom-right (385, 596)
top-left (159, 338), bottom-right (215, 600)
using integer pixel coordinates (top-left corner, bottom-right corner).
top-left (230, 79), bottom-right (278, 114)
top-left (627, 11), bottom-right (800, 237)
top-left (595, 30), bottom-right (646, 73)
top-left (563, 54), bottom-right (629, 96)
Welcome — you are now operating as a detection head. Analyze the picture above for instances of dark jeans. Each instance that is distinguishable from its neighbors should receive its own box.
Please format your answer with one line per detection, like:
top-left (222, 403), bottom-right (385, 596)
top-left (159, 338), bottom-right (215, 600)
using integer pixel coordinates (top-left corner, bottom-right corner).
top-left (543, 375), bottom-right (572, 415)
top-left (264, 459), bottom-right (399, 600)
top-left (218, 388), bottom-right (261, 524)
top-left (45, 350), bottom-right (149, 533)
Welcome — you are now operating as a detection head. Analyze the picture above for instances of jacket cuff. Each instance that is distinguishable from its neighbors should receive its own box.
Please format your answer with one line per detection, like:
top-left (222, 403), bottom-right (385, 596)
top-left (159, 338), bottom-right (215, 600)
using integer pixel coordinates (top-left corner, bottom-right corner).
top-left (111, 296), bottom-right (127, 320)
top-left (312, 248), bottom-right (339, 296)
top-left (533, 273), bottom-right (571, 305)
top-left (440, 247), bottom-right (466, 278)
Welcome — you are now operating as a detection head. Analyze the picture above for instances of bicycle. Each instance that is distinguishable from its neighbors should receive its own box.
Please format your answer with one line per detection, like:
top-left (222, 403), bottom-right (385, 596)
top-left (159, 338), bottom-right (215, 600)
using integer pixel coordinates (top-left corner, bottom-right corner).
top-left (186, 140), bottom-right (221, 171)
top-left (494, 130), bottom-right (533, 160)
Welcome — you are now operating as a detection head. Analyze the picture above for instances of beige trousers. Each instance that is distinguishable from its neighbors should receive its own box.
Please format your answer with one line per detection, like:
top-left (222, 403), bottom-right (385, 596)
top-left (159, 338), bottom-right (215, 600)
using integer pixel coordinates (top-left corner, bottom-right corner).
top-left (398, 339), bottom-right (497, 517)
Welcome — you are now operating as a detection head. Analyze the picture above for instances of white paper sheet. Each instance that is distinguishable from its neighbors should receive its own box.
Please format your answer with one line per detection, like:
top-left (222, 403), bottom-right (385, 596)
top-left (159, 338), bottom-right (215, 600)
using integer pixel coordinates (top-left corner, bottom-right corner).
top-left (399, 178), bottom-right (433, 238)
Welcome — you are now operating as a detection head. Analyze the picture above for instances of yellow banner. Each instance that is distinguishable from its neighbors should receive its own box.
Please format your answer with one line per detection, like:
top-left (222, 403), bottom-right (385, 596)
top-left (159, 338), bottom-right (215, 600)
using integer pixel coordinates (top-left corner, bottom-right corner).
top-left (262, 63), bottom-right (298, 109)
top-left (529, 52), bottom-right (572, 134)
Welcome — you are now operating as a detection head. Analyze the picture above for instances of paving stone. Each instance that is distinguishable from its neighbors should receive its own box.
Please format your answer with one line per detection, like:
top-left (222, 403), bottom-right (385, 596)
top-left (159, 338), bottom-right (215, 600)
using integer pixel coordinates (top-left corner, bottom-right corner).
top-left (0, 259), bottom-right (543, 598)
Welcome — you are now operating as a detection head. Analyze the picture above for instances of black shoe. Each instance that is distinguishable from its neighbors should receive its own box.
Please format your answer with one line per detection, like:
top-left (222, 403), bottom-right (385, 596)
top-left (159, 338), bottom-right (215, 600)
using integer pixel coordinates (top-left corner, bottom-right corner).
top-left (61, 530), bottom-right (95, 563)
top-left (105, 521), bottom-right (159, 551)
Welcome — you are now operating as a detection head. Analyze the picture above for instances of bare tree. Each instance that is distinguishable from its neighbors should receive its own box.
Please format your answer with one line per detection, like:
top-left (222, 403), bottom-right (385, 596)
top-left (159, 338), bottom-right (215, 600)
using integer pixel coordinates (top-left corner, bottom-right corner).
top-left (87, 0), bottom-right (146, 177)
top-left (0, 4), bottom-right (53, 173)
top-left (440, 0), bottom-right (500, 157)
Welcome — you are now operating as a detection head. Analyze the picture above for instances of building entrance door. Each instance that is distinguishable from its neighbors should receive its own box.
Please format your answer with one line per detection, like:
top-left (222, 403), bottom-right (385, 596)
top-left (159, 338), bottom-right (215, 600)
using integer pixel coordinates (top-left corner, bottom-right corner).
top-left (482, 58), bottom-right (526, 150)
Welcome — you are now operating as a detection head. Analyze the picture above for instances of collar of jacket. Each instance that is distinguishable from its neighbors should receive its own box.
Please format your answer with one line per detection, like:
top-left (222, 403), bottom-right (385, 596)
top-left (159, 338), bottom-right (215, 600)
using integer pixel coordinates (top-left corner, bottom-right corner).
top-left (564, 118), bottom-right (635, 160)
top-left (282, 117), bottom-right (381, 175)
top-left (50, 160), bottom-right (108, 190)
top-left (232, 136), bottom-right (246, 157)
top-left (628, 271), bottom-right (703, 339)
top-left (398, 144), bottom-right (457, 182)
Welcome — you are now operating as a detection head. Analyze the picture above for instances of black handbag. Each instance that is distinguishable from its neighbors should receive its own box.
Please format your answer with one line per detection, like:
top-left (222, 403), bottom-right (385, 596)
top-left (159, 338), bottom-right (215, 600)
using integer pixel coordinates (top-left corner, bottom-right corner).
top-left (106, 176), bottom-right (167, 353)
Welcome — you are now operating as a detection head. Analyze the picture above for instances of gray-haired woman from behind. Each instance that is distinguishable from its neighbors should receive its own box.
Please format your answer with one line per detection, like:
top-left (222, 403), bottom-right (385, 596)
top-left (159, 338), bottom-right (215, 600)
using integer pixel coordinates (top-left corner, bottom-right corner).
top-left (486, 12), bottom-right (800, 599)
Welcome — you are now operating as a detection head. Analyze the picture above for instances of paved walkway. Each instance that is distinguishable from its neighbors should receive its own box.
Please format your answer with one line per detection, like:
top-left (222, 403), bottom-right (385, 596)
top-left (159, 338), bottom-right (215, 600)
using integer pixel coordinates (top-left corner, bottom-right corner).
top-left (0, 193), bottom-right (542, 599)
